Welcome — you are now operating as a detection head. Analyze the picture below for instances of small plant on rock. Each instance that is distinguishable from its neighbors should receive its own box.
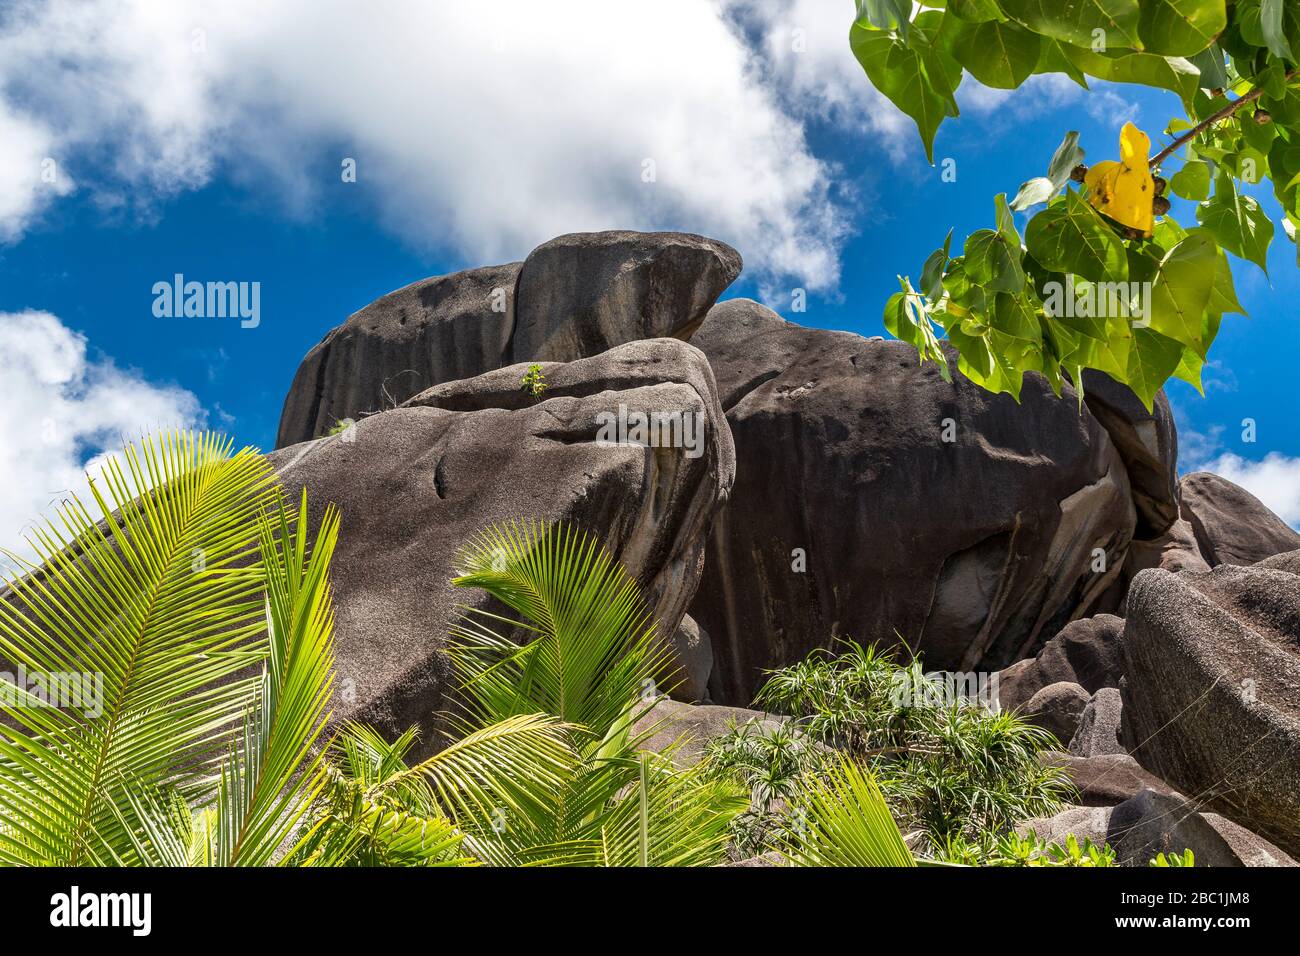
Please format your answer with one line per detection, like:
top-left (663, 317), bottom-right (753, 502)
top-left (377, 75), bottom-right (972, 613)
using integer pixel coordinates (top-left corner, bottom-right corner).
top-left (519, 363), bottom-right (548, 399)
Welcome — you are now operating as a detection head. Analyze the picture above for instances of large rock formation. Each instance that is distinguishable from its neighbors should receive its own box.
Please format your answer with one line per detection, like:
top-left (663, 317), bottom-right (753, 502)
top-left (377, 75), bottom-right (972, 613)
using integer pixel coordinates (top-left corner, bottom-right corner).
top-left (1178, 472), bottom-right (1300, 567)
top-left (1124, 563), bottom-right (1300, 856)
top-left (631, 698), bottom-right (781, 767)
top-left (275, 231), bottom-right (741, 447)
top-left (1068, 687), bottom-right (1128, 758)
top-left (1079, 370), bottom-right (1179, 536)
top-left (1021, 682), bottom-right (1090, 746)
top-left (1257, 549), bottom-right (1300, 575)
top-left (995, 614), bottom-right (1125, 713)
top-left (688, 298), bottom-right (1136, 704)
top-left (1122, 516), bottom-right (1210, 579)
top-left (1021, 789), bottom-right (1297, 866)
top-left (667, 614), bottom-right (714, 703)
top-left (268, 338), bottom-right (734, 753)
top-left (509, 231), bottom-right (741, 363)
top-left (276, 262), bottom-right (521, 448)
top-left (400, 338), bottom-right (735, 643)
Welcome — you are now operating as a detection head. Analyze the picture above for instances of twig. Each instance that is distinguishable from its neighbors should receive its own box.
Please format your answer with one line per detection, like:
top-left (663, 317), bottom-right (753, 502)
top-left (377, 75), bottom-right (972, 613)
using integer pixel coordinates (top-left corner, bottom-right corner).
top-left (1149, 69), bottom-right (1300, 169)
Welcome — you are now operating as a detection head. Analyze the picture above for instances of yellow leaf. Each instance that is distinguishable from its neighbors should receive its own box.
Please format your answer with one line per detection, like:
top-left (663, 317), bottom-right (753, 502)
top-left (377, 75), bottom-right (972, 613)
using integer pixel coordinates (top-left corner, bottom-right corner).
top-left (1084, 122), bottom-right (1155, 237)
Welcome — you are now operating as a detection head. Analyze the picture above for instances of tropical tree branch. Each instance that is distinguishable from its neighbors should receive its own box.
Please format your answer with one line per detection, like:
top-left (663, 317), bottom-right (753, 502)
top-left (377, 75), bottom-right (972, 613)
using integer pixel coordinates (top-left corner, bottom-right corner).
top-left (1150, 69), bottom-right (1300, 169)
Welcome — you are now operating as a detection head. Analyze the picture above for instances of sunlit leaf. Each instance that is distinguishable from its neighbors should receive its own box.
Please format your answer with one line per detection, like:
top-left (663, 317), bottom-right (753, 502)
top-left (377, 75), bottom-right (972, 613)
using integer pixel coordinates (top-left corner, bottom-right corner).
top-left (1197, 171), bottom-right (1274, 273)
top-left (1025, 189), bottom-right (1129, 281)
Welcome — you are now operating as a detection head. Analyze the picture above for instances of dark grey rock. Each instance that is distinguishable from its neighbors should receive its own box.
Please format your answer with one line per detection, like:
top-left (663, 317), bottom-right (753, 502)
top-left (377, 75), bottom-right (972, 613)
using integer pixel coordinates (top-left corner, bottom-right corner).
top-left (1018, 805), bottom-right (1111, 849)
top-left (276, 262), bottom-right (521, 448)
top-left (1255, 549), bottom-right (1300, 575)
top-left (510, 230), bottom-right (741, 364)
top-left (1107, 789), bottom-right (1297, 867)
top-left (995, 614), bottom-right (1125, 714)
top-left (1080, 370), bottom-right (1179, 536)
top-left (1020, 790), bottom-right (1297, 866)
top-left (1044, 751), bottom-right (1180, 807)
top-left (269, 339), bottom-right (733, 755)
top-left (631, 699), bottom-right (780, 767)
top-left (1068, 687), bottom-right (1129, 758)
top-left (1179, 472), bottom-right (1300, 567)
top-left (1023, 681), bottom-right (1091, 747)
top-left (668, 614), bottom-right (713, 704)
top-left (1124, 563), bottom-right (1300, 856)
top-left (689, 299), bottom-right (1136, 704)
top-left (1124, 517), bottom-right (1211, 578)
top-left (275, 231), bottom-right (741, 448)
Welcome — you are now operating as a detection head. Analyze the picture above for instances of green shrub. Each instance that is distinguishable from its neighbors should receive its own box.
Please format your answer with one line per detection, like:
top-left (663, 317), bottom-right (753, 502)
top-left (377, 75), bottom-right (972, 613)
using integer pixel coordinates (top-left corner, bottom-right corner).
top-left (938, 832), bottom-right (1116, 867)
top-left (711, 640), bottom-right (1072, 857)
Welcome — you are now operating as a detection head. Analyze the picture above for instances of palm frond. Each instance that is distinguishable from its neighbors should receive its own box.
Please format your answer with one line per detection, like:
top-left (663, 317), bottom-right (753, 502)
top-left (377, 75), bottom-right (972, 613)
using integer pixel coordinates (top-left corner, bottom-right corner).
top-left (516, 750), bottom-right (747, 867)
top-left (96, 780), bottom-right (194, 867)
top-left (373, 713), bottom-right (576, 857)
top-left (448, 520), bottom-right (670, 738)
top-left (0, 431), bottom-right (279, 866)
top-left (296, 799), bottom-right (473, 867)
top-left (783, 756), bottom-right (916, 867)
top-left (96, 492), bottom-right (340, 867)
top-left (209, 492), bottom-right (339, 866)
top-left (295, 714), bottom-right (575, 867)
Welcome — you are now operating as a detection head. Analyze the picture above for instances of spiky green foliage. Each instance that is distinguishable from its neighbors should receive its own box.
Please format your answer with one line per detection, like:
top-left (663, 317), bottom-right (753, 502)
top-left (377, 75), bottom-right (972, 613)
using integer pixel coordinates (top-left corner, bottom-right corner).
top-left (94, 491), bottom-right (355, 865)
top-left (716, 640), bottom-right (1070, 855)
top-left (505, 749), bottom-right (748, 867)
top-left (293, 718), bottom-right (574, 867)
top-left (444, 519), bottom-right (746, 866)
top-left (447, 519), bottom-right (671, 739)
top-left (707, 720), bottom-right (832, 857)
top-left (938, 830), bottom-right (1117, 867)
top-left (206, 492), bottom-right (339, 865)
top-left (781, 756), bottom-right (916, 867)
top-left (0, 432), bottom-right (280, 865)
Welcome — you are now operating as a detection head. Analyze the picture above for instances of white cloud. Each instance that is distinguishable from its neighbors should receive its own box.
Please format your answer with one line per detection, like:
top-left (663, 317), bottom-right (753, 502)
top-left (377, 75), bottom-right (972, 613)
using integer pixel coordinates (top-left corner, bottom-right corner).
top-left (0, 99), bottom-right (72, 241)
top-left (0, 310), bottom-right (204, 567)
top-left (1197, 452), bottom-right (1300, 529)
top-left (724, 0), bottom-right (913, 146)
top-left (0, 0), bottom-right (874, 292)
top-left (959, 73), bottom-right (1139, 127)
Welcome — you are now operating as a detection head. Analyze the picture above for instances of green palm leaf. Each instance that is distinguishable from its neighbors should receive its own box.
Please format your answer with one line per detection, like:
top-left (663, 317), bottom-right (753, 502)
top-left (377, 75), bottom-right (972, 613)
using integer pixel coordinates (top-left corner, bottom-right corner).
top-left (448, 520), bottom-right (670, 739)
top-left (296, 715), bottom-right (575, 867)
top-left (783, 756), bottom-right (916, 868)
top-left (0, 432), bottom-right (279, 866)
top-left (208, 491), bottom-right (339, 866)
top-left (519, 750), bottom-right (747, 867)
top-left (297, 797), bottom-right (473, 867)
top-left (379, 713), bottom-right (576, 846)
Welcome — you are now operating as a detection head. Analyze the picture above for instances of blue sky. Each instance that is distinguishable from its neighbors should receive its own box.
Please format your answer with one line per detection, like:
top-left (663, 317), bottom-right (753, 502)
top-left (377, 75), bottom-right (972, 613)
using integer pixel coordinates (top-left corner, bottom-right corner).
top-left (1, 0), bottom-right (1298, 550)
